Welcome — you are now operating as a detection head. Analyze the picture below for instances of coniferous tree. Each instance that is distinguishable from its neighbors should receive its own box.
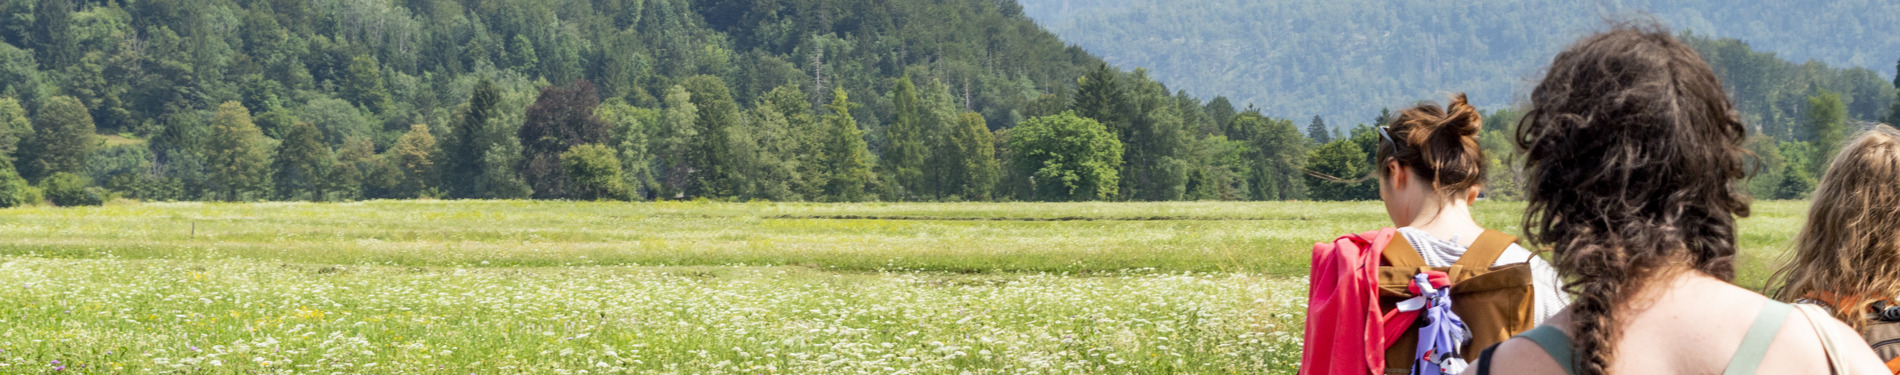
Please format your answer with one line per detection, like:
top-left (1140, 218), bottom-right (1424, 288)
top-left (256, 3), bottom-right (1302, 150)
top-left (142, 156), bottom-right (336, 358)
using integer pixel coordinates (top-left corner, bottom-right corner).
top-left (1073, 63), bottom-right (1131, 140)
top-left (1121, 71), bottom-right (1191, 201)
top-left (272, 122), bottom-right (333, 201)
top-left (204, 102), bottom-right (273, 201)
top-left (19, 96), bottom-right (95, 182)
top-left (951, 112), bottom-right (1000, 200)
top-left (918, 78), bottom-right (963, 199)
top-left (1806, 90), bottom-right (1848, 174)
top-left (882, 74), bottom-right (928, 199)
top-left (1232, 112), bottom-right (1307, 200)
top-left (1308, 115), bottom-right (1331, 143)
top-left (29, 0), bottom-right (76, 69)
top-left (680, 75), bottom-right (746, 198)
top-left (743, 97), bottom-right (802, 201)
top-left (445, 79), bottom-right (501, 199)
top-left (519, 80), bottom-right (611, 199)
top-left (819, 89), bottom-right (874, 202)
top-left (1776, 163), bottom-right (1817, 200)
top-left (1205, 96), bottom-right (1236, 134)
top-left (1888, 58), bottom-right (1900, 126)
top-left (340, 55), bottom-right (392, 114)
top-left (508, 35), bottom-right (540, 76)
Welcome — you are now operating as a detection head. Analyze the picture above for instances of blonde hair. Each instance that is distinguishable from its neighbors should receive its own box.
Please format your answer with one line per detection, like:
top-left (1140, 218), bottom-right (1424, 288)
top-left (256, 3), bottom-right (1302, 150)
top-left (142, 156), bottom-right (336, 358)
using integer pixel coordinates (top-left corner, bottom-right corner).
top-left (1771, 124), bottom-right (1900, 329)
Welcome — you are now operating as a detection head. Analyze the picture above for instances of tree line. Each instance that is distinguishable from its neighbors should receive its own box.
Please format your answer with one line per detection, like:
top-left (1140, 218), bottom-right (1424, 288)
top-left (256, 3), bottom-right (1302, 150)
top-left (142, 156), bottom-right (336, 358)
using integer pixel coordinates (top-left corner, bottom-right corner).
top-left (0, 0), bottom-right (1885, 206)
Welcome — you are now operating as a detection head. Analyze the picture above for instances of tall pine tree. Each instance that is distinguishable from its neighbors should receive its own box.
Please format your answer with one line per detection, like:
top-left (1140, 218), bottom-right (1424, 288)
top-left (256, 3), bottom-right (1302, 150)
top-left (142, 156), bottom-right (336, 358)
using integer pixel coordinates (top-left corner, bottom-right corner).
top-left (444, 79), bottom-right (500, 199)
top-left (819, 89), bottom-right (874, 202)
top-left (1073, 63), bottom-right (1131, 140)
top-left (1806, 90), bottom-right (1849, 175)
top-left (1308, 115), bottom-right (1331, 143)
top-left (882, 74), bottom-right (928, 199)
top-left (950, 112), bottom-right (999, 200)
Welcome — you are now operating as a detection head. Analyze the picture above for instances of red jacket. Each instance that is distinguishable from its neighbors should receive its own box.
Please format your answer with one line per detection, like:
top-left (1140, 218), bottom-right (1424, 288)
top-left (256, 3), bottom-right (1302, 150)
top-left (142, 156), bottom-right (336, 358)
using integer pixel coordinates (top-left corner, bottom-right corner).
top-left (1301, 228), bottom-right (1399, 375)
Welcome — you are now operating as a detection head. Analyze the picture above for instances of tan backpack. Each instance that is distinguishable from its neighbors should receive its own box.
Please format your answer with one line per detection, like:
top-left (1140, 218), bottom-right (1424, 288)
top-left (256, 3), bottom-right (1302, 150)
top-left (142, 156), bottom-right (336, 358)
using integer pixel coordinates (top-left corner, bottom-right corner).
top-left (1377, 230), bottom-right (1537, 374)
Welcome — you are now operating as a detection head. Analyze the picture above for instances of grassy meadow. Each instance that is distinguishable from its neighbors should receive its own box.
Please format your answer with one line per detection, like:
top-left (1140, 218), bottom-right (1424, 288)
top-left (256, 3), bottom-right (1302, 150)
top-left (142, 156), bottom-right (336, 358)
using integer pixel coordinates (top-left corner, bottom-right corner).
top-left (0, 200), bottom-right (1811, 373)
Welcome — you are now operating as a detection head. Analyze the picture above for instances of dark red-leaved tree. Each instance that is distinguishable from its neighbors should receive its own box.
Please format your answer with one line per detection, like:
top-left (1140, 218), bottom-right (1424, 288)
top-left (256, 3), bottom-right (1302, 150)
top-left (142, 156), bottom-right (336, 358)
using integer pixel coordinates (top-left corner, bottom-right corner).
top-left (518, 80), bottom-right (612, 199)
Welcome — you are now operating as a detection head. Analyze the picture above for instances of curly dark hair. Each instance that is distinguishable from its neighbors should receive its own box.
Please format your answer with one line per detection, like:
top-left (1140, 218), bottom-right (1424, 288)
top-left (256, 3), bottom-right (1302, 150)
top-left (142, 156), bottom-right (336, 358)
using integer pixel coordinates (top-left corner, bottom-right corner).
top-left (1516, 25), bottom-right (1751, 375)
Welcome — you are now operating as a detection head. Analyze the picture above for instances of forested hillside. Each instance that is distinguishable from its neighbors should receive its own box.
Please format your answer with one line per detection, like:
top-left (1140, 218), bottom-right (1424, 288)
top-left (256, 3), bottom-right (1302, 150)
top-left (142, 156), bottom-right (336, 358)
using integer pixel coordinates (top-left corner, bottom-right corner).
top-left (0, 0), bottom-right (1153, 203)
top-left (1018, 0), bottom-right (1900, 130)
top-left (0, 0), bottom-right (1885, 206)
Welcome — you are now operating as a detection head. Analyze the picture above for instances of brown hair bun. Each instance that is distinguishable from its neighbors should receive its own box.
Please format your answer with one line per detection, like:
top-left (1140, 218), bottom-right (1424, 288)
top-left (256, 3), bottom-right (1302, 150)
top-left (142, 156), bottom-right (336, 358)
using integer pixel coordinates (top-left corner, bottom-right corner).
top-left (1376, 93), bottom-right (1487, 197)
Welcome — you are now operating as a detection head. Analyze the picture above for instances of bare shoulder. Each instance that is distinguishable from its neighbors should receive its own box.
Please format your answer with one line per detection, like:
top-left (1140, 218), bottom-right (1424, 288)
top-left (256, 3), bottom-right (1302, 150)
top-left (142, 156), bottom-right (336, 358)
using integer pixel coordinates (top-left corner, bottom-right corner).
top-left (1757, 305), bottom-right (1891, 374)
top-left (1461, 332), bottom-right (1570, 375)
top-left (1806, 307), bottom-right (1890, 374)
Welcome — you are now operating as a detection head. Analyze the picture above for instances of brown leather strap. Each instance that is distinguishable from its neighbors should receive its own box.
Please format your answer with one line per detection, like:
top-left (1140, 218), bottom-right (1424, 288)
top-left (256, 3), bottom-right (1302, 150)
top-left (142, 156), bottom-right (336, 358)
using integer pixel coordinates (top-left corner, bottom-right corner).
top-left (1454, 230), bottom-right (1519, 270)
top-left (1383, 233), bottom-right (1429, 268)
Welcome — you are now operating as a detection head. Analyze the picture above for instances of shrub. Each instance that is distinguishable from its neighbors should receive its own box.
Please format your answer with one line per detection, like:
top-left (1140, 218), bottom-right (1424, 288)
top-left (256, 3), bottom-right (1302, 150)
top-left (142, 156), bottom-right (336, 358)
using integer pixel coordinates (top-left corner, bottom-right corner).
top-left (562, 143), bottom-right (631, 201)
top-left (0, 164), bottom-right (32, 208)
top-left (41, 172), bottom-right (104, 206)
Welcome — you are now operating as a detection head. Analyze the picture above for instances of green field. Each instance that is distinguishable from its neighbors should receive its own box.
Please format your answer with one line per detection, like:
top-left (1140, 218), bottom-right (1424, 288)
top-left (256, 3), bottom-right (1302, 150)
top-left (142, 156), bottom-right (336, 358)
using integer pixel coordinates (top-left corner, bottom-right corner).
top-left (0, 200), bottom-right (1810, 373)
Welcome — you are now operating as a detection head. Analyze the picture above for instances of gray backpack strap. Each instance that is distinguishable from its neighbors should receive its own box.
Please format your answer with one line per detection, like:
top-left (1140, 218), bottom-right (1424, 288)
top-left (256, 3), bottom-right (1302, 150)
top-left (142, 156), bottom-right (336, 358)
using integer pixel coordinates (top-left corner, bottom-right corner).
top-left (1722, 301), bottom-right (1794, 375)
top-left (1518, 325), bottom-right (1578, 375)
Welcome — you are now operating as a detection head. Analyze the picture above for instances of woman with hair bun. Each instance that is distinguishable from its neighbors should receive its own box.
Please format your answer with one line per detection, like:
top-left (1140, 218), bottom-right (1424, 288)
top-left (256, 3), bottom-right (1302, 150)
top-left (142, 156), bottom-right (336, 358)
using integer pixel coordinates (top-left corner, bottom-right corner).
top-left (1465, 25), bottom-right (1886, 375)
top-left (1301, 94), bottom-right (1565, 375)
top-left (1376, 93), bottom-right (1569, 324)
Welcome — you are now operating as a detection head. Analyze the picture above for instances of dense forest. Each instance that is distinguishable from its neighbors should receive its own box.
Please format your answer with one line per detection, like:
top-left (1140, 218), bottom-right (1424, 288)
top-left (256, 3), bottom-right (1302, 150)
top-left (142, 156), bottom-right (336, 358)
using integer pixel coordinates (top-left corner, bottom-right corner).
top-left (0, 0), bottom-right (1887, 206)
top-left (1018, 0), bottom-right (1900, 130)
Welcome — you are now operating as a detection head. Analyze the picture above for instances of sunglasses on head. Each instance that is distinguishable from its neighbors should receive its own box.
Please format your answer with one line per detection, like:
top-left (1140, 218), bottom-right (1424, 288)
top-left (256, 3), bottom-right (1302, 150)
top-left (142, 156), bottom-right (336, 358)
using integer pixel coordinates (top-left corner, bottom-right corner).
top-left (1378, 126), bottom-right (1403, 155)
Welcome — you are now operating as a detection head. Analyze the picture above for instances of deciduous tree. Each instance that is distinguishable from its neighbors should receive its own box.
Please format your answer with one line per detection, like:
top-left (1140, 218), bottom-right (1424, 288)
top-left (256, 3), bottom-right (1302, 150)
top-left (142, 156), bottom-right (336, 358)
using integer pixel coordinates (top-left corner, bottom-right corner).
top-left (272, 122), bottom-right (334, 201)
top-left (1009, 112), bottom-right (1122, 201)
top-left (19, 96), bottom-right (95, 182)
top-left (518, 80), bottom-right (611, 199)
top-left (204, 102), bottom-right (273, 201)
top-left (562, 143), bottom-right (630, 200)
top-left (392, 124), bottom-right (441, 198)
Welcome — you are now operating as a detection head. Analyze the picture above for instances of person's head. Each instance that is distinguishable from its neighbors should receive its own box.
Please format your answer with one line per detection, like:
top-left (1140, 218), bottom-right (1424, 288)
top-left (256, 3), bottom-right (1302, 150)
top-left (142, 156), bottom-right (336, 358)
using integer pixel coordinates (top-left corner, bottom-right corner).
top-left (1517, 25), bottom-right (1750, 375)
top-left (1771, 124), bottom-right (1900, 329)
top-left (1375, 93), bottom-right (1486, 226)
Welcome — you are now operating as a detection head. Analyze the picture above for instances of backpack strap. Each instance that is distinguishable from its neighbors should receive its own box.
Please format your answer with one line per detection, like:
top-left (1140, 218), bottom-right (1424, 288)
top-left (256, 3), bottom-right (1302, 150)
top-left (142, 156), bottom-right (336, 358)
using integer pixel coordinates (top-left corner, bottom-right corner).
top-left (1518, 325), bottom-right (1579, 375)
top-left (1722, 301), bottom-right (1794, 375)
top-left (1453, 230), bottom-right (1519, 270)
top-left (1476, 344), bottom-right (1498, 375)
top-left (1382, 233), bottom-right (1430, 268)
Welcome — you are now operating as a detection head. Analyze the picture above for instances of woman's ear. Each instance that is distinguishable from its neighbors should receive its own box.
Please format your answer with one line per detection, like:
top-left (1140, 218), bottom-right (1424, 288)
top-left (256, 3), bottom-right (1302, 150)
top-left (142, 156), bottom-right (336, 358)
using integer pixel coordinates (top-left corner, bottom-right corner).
top-left (1387, 161), bottom-right (1408, 190)
top-left (1465, 185), bottom-right (1482, 203)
